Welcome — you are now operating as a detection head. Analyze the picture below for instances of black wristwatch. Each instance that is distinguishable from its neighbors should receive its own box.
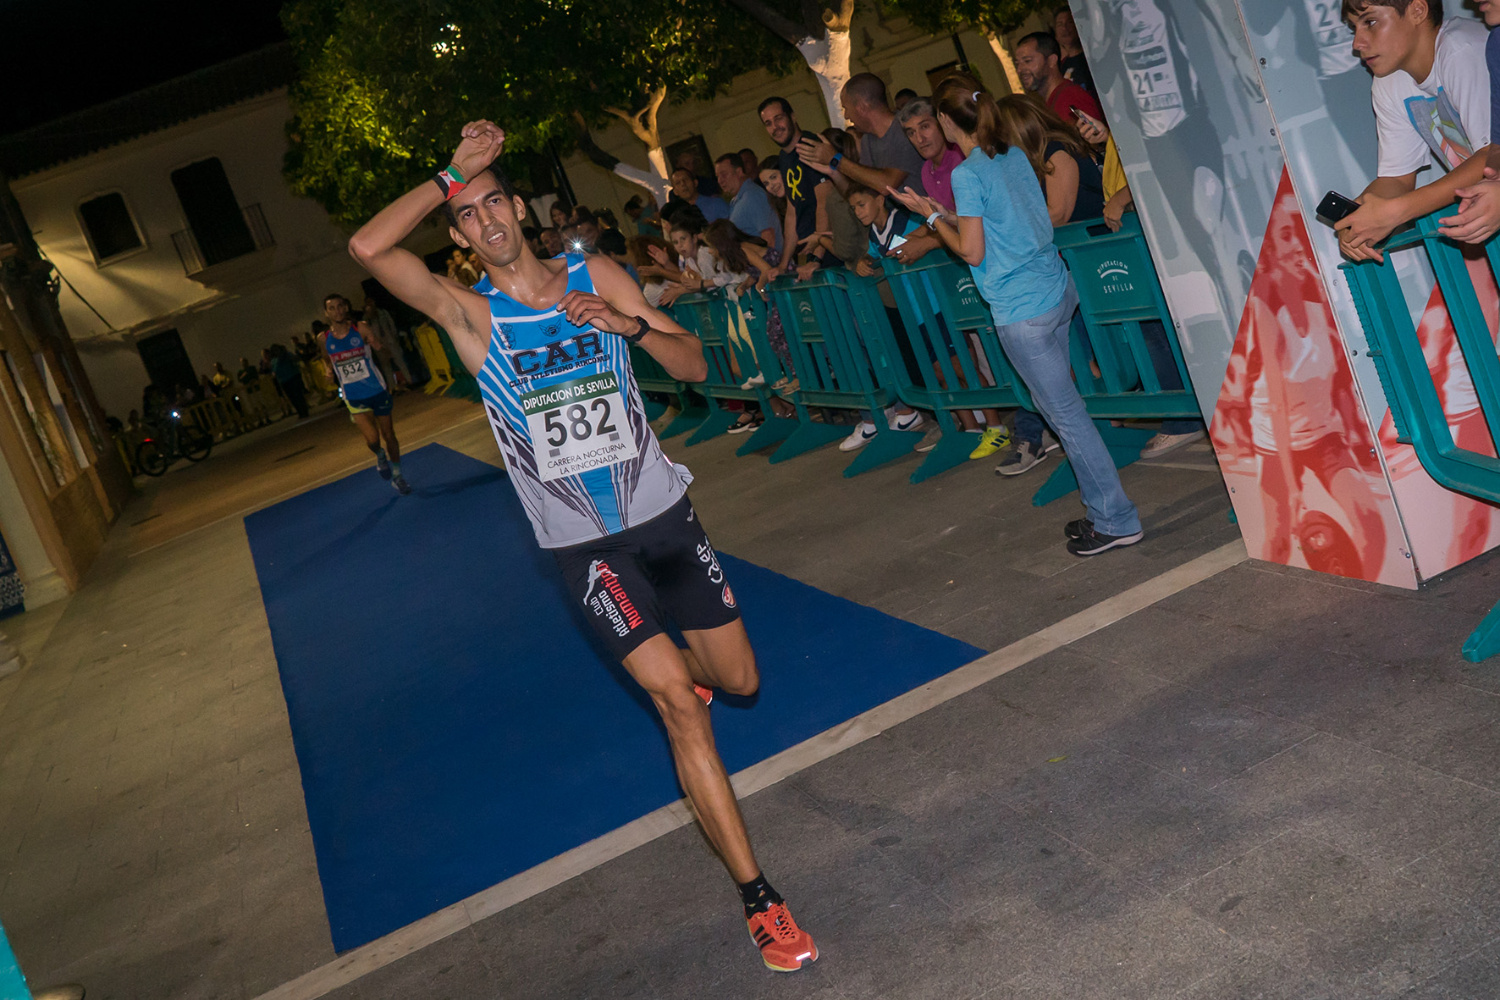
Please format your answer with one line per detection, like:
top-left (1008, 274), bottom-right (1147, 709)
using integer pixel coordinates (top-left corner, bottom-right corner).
top-left (624, 315), bottom-right (651, 344)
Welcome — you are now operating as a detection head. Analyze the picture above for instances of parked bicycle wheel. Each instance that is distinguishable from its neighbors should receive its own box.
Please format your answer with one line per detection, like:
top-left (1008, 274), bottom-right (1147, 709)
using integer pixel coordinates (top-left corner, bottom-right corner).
top-left (135, 439), bottom-right (168, 477)
top-left (181, 426), bottom-right (213, 462)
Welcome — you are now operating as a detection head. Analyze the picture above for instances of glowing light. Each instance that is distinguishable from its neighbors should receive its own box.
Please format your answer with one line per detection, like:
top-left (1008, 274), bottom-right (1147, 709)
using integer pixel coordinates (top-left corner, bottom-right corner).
top-left (432, 23), bottom-right (464, 58)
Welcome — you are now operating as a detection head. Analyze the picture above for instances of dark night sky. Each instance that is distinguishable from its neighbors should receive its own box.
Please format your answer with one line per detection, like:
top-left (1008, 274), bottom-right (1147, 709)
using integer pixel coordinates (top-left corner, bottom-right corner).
top-left (0, 0), bottom-right (287, 135)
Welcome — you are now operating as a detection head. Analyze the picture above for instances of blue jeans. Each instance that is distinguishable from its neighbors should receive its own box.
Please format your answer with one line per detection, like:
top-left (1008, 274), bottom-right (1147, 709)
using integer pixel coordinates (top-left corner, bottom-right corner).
top-left (995, 279), bottom-right (1142, 537)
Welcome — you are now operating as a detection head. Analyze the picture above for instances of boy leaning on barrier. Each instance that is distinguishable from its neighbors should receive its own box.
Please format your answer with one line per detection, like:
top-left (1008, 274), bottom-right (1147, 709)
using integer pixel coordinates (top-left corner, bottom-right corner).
top-left (1336, 0), bottom-right (1491, 262)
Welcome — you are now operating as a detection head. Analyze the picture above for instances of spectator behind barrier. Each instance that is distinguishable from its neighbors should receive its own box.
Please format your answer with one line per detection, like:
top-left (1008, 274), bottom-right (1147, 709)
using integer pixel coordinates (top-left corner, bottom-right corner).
top-left (630, 234), bottom-right (678, 308)
top-left (670, 168), bottom-right (731, 223)
top-left (1013, 31), bottom-right (1104, 126)
top-left (759, 96), bottom-right (838, 275)
top-left (757, 155), bottom-right (790, 227)
top-left (1052, 5), bottom-right (1097, 95)
top-left (897, 97), bottom-right (965, 219)
top-left (1338, 0), bottom-right (1491, 261)
top-left (715, 153), bottom-right (782, 253)
top-left (847, 183), bottom-right (1007, 442)
top-left (804, 128), bottom-right (876, 270)
top-left (993, 95), bottom-right (1105, 226)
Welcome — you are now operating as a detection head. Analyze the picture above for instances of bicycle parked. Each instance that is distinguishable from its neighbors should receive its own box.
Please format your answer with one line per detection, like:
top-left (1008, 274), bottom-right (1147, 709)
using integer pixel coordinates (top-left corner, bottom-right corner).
top-left (134, 408), bottom-right (212, 476)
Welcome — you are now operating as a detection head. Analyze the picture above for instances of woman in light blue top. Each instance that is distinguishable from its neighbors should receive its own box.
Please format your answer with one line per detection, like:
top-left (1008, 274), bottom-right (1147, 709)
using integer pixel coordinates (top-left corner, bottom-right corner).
top-left (890, 74), bottom-right (1142, 556)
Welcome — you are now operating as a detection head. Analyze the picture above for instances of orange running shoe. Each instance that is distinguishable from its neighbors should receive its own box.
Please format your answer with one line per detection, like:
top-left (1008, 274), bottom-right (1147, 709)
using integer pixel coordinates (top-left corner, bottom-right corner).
top-left (746, 901), bottom-right (818, 972)
top-left (693, 683), bottom-right (713, 706)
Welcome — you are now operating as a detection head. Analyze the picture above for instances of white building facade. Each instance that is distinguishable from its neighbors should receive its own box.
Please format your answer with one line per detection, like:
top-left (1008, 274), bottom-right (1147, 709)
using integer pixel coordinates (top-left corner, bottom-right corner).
top-left (1, 45), bottom-right (371, 420)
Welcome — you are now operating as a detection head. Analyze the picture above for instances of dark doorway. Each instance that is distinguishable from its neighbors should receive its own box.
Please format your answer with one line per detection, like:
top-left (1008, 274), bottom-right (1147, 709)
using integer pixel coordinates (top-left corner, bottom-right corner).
top-left (170, 158), bottom-right (254, 267)
top-left (136, 329), bottom-right (196, 398)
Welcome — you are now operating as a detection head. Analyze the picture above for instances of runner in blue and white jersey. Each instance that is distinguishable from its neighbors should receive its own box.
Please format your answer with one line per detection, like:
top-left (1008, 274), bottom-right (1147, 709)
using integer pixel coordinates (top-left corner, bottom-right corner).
top-left (319, 293), bottom-right (410, 494)
top-left (346, 120), bottom-right (818, 973)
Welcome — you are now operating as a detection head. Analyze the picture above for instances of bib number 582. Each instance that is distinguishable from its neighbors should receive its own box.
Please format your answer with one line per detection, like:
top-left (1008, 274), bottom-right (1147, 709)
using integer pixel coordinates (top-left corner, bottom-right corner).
top-left (543, 399), bottom-right (617, 447)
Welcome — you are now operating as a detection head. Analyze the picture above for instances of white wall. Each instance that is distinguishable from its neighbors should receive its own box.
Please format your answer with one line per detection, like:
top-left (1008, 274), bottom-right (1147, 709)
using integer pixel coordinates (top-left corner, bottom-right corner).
top-left (12, 91), bottom-right (366, 418)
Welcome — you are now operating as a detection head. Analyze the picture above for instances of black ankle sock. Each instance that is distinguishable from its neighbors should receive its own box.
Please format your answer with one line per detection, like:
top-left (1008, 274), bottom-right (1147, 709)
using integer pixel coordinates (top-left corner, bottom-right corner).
top-left (737, 872), bottom-right (783, 915)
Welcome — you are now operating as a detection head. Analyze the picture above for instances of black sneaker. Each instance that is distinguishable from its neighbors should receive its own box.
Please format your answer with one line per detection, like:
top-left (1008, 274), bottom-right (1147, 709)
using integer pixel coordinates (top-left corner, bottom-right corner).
top-left (393, 475), bottom-right (412, 496)
top-left (1064, 518), bottom-right (1092, 540)
top-left (1067, 523), bottom-right (1144, 556)
top-left (995, 440), bottom-right (1047, 477)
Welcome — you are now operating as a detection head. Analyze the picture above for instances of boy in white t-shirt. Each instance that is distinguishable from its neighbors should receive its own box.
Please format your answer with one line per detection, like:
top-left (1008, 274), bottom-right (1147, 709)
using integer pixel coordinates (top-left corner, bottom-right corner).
top-left (1337, 0), bottom-right (1491, 261)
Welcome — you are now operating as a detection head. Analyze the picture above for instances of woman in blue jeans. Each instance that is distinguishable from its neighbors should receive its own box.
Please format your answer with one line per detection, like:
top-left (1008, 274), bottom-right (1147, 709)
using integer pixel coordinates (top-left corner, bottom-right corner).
top-left (889, 74), bottom-right (1143, 556)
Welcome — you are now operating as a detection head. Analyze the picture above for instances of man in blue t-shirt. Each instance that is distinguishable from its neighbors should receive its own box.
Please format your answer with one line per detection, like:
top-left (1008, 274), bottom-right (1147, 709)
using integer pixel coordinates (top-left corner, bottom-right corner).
top-left (668, 169), bottom-right (729, 224)
top-left (714, 153), bottom-right (782, 254)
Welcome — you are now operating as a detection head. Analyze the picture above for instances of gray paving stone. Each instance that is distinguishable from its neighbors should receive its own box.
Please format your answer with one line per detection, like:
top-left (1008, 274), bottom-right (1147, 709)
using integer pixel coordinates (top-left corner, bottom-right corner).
top-left (1177, 832), bottom-right (1488, 998)
top-left (999, 743), bottom-right (1291, 893)
top-left (1216, 734), bottom-right (1499, 874)
top-left (1401, 939), bottom-right (1500, 999)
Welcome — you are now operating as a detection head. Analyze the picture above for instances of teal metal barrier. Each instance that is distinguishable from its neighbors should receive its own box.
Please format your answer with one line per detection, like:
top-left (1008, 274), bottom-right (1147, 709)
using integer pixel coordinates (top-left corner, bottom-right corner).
top-left (767, 270), bottom-right (922, 476)
top-left (1, 919), bottom-right (31, 1000)
top-left (1343, 209), bottom-right (1500, 662)
top-left (879, 212), bottom-right (1201, 497)
top-left (627, 344), bottom-right (706, 438)
top-left (670, 291), bottom-right (799, 455)
top-left (879, 255), bottom-right (1029, 483)
top-left (1041, 214), bottom-right (1204, 504)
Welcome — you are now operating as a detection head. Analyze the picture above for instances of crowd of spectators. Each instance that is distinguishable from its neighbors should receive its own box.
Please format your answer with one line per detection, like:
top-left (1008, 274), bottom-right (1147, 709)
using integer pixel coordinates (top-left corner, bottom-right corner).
top-left (525, 3), bottom-right (1200, 484)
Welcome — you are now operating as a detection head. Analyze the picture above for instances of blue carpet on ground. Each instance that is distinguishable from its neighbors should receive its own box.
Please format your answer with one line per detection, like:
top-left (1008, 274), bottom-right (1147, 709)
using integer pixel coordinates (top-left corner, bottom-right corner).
top-left (245, 443), bottom-right (984, 951)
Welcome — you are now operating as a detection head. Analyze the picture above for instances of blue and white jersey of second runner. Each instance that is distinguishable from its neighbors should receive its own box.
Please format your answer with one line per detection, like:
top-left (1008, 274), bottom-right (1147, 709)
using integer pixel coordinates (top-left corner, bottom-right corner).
top-left (474, 253), bottom-right (691, 548)
top-left (324, 325), bottom-right (388, 401)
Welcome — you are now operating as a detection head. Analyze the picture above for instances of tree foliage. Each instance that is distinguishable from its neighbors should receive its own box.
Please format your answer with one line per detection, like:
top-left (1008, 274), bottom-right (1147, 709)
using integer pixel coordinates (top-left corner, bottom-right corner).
top-left (884, 0), bottom-right (1055, 38)
top-left (283, 0), bottom-right (795, 226)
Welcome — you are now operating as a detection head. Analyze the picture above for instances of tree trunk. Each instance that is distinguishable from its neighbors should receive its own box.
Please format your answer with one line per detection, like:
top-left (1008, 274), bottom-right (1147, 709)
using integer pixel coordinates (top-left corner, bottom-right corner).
top-left (795, 28), bottom-right (852, 128)
top-left (602, 86), bottom-right (672, 206)
top-left (726, 0), bottom-right (855, 128)
top-left (986, 31), bottom-right (1023, 94)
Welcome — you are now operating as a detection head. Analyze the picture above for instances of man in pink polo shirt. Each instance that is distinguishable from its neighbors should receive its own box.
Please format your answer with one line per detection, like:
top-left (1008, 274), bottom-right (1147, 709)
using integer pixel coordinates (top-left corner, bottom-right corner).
top-left (1015, 31), bottom-right (1105, 125)
top-left (897, 97), bottom-right (965, 213)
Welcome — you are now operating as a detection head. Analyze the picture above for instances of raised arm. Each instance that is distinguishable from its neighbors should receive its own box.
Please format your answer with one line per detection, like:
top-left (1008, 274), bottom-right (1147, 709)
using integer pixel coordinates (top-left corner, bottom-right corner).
top-left (347, 122), bottom-right (503, 375)
top-left (565, 256), bottom-right (708, 382)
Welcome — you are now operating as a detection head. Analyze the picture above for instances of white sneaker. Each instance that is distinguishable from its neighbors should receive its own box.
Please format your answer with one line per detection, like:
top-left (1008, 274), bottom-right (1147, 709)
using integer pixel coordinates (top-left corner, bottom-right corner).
top-left (1140, 429), bottom-right (1206, 459)
top-left (839, 421), bottom-right (878, 451)
top-left (740, 373), bottom-right (767, 389)
top-left (890, 410), bottom-right (924, 432)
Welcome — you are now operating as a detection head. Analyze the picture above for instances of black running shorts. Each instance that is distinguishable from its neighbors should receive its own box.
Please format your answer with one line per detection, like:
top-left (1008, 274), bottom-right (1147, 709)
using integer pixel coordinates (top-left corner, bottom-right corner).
top-left (553, 495), bottom-right (742, 662)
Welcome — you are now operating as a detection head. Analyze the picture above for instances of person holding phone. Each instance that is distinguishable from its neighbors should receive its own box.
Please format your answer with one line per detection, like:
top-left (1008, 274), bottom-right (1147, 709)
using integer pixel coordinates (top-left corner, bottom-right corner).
top-left (891, 76), bottom-right (1145, 555)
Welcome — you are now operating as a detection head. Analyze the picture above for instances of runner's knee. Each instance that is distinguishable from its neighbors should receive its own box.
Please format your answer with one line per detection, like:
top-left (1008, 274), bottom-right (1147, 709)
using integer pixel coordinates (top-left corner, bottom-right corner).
top-left (650, 682), bottom-right (710, 735)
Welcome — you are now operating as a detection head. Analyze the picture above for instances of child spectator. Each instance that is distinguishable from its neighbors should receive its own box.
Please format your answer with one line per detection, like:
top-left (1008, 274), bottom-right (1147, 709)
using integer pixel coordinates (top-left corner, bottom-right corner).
top-left (1337, 0), bottom-right (1490, 261)
top-left (848, 184), bottom-right (1006, 454)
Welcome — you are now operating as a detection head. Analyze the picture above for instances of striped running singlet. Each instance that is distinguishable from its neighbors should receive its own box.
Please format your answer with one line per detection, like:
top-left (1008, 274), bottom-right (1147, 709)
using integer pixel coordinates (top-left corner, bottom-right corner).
top-left (323, 326), bottom-right (387, 401)
top-left (473, 254), bottom-right (690, 548)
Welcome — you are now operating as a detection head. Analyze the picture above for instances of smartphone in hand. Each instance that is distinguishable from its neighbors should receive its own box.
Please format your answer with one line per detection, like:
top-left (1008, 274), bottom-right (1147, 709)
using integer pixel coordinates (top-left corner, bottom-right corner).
top-left (1316, 190), bottom-right (1361, 227)
top-left (1072, 107), bottom-right (1105, 136)
top-left (887, 233), bottom-right (908, 252)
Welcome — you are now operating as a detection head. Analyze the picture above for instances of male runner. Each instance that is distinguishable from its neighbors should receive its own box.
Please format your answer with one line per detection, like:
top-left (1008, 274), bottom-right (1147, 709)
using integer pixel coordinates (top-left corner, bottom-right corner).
top-left (320, 293), bottom-right (410, 495)
top-left (346, 120), bottom-right (818, 973)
